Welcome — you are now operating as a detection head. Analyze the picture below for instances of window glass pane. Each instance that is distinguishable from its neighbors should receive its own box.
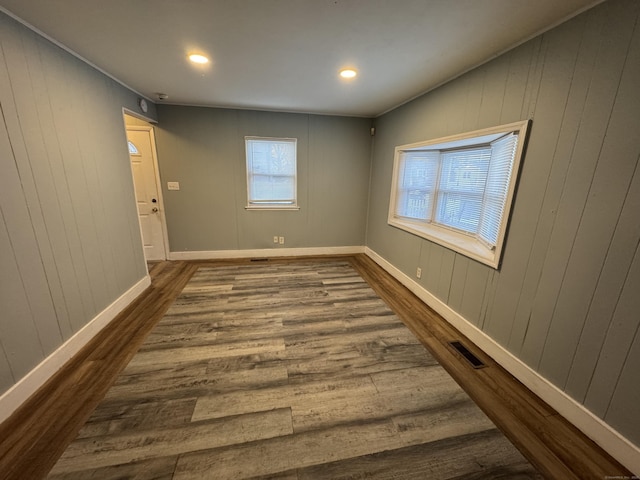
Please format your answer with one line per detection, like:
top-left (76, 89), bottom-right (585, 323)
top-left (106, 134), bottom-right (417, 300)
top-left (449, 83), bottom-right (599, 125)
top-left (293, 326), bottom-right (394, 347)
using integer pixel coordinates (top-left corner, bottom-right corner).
top-left (250, 174), bottom-right (295, 201)
top-left (387, 120), bottom-right (529, 268)
top-left (246, 137), bottom-right (297, 205)
top-left (395, 151), bottom-right (439, 220)
top-left (435, 148), bottom-right (490, 233)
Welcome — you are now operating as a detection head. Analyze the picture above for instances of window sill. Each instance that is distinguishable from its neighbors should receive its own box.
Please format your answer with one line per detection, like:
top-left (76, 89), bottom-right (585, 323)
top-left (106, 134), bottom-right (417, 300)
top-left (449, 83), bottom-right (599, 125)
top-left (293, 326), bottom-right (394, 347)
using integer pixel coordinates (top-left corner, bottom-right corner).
top-left (388, 217), bottom-right (499, 269)
top-left (245, 205), bottom-right (300, 211)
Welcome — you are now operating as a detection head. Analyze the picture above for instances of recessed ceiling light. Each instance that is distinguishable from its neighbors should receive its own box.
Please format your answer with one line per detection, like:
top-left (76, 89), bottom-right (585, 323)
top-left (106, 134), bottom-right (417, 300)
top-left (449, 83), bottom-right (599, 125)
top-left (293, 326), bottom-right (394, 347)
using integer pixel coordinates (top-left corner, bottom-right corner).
top-left (189, 54), bottom-right (209, 64)
top-left (339, 68), bottom-right (357, 79)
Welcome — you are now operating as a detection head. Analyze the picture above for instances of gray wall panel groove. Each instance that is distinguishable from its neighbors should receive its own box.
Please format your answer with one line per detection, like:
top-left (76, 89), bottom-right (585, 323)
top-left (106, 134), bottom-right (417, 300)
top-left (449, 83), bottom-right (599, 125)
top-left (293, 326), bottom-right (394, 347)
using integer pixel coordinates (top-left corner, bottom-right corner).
top-left (366, 0), bottom-right (640, 449)
top-left (0, 11), bottom-right (150, 395)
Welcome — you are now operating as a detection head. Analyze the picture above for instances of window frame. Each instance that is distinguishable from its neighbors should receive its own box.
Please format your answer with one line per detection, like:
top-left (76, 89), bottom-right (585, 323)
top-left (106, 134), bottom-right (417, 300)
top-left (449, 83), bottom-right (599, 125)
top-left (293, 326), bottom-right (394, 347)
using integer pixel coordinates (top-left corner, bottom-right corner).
top-left (387, 120), bottom-right (530, 269)
top-left (245, 136), bottom-right (299, 211)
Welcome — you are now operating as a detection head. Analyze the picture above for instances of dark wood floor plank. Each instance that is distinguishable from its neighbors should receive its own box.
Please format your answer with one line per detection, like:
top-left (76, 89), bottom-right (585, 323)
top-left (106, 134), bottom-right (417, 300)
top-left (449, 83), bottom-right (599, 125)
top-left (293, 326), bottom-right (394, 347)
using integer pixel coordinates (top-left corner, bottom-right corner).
top-left (0, 261), bottom-right (197, 480)
top-left (49, 408), bottom-right (293, 475)
top-left (0, 255), bottom-right (630, 480)
top-left (295, 429), bottom-right (543, 480)
top-left (349, 254), bottom-right (631, 480)
top-left (47, 455), bottom-right (179, 480)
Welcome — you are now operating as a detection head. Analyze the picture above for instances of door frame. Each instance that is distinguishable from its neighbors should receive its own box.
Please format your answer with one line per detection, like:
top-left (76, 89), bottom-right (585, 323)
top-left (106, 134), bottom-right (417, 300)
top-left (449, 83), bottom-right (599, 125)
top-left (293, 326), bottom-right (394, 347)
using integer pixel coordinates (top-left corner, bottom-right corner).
top-left (126, 123), bottom-right (170, 261)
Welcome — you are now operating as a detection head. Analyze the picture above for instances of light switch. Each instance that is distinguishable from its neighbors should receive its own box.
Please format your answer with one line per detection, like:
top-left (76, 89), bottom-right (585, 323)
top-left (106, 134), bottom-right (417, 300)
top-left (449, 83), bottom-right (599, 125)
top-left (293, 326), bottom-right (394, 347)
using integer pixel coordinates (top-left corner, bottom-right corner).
top-left (167, 181), bottom-right (180, 191)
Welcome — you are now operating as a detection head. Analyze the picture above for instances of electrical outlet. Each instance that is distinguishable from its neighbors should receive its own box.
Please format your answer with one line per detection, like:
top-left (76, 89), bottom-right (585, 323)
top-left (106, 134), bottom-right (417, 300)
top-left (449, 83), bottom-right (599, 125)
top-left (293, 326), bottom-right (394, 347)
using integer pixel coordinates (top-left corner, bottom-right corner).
top-left (273, 236), bottom-right (279, 244)
top-left (416, 267), bottom-right (422, 279)
top-left (279, 236), bottom-right (285, 245)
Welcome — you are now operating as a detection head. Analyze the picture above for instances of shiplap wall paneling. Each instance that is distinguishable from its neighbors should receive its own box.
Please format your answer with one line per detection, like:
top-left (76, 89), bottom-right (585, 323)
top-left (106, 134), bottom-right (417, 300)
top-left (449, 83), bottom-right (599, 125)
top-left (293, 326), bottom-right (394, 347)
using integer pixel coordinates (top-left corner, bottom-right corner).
top-left (236, 110), bottom-right (311, 249)
top-left (366, 0), bottom-right (640, 452)
top-left (0, 105), bottom-right (47, 385)
top-left (307, 115), bottom-right (370, 247)
top-left (604, 275), bottom-right (640, 446)
top-left (36, 36), bottom-right (96, 330)
top-left (567, 162), bottom-right (640, 403)
top-left (482, 15), bottom-right (586, 349)
top-left (32, 30), bottom-right (101, 327)
top-left (582, 179), bottom-right (640, 418)
top-left (0, 11), bottom-right (150, 396)
top-left (506, 9), bottom-right (604, 355)
top-left (71, 56), bottom-right (144, 300)
top-left (499, 42), bottom-right (535, 125)
top-left (0, 24), bottom-right (62, 362)
top-left (157, 107), bottom-right (241, 251)
top-left (446, 256), bottom-right (469, 315)
top-left (22, 24), bottom-right (81, 339)
top-left (519, 1), bottom-right (637, 370)
top-left (538, 2), bottom-right (640, 389)
top-left (3, 21), bottom-right (71, 342)
top-left (61, 53), bottom-right (113, 313)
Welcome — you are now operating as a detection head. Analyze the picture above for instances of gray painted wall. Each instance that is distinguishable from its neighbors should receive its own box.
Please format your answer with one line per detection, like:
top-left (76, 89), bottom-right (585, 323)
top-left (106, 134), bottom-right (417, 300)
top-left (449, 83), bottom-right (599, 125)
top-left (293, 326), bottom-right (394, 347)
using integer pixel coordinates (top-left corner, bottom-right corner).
top-left (154, 106), bottom-right (372, 252)
top-left (367, 0), bottom-right (640, 446)
top-left (0, 12), bottom-right (154, 394)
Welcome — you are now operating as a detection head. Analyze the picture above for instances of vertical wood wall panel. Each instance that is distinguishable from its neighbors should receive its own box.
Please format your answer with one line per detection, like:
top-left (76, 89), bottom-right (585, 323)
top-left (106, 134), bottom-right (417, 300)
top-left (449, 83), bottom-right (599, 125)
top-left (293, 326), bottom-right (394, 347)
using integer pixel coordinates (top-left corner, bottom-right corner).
top-left (155, 106), bottom-right (371, 253)
top-left (566, 160), bottom-right (640, 402)
top-left (307, 115), bottom-right (370, 247)
top-left (484, 16), bottom-right (584, 347)
top-left (604, 299), bottom-right (640, 446)
top-left (539, 4), bottom-right (640, 387)
top-left (507, 10), bottom-right (603, 354)
top-left (0, 337), bottom-right (13, 394)
top-left (519, 2), bottom-right (636, 368)
top-left (21, 26), bottom-right (77, 339)
top-left (585, 237), bottom-right (640, 420)
top-left (12, 24), bottom-right (74, 339)
top-left (0, 21), bottom-right (63, 356)
top-left (366, 0), bottom-right (640, 450)
top-left (0, 11), bottom-right (150, 395)
top-left (0, 108), bottom-right (46, 379)
top-left (37, 41), bottom-right (94, 329)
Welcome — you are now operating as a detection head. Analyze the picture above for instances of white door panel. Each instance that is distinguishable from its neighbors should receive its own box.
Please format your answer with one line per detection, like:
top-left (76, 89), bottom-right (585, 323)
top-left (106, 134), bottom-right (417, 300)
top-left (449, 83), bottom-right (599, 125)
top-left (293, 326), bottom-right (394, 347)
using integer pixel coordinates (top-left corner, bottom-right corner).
top-left (127, 128), bottom-right (166, 261)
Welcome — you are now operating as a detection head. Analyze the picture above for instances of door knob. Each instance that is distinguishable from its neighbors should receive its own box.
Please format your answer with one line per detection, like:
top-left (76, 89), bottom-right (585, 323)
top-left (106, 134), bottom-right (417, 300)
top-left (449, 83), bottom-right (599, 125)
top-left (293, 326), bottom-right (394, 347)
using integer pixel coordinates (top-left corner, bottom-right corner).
top-left (152, 207), bottom-right (159, 213)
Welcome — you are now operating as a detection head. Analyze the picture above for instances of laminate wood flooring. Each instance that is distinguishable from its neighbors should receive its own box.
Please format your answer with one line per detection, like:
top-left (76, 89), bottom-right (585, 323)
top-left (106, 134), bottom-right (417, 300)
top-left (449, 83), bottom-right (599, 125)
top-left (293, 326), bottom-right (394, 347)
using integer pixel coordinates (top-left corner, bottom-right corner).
top-left (47, 260), bottom-right (541, 479)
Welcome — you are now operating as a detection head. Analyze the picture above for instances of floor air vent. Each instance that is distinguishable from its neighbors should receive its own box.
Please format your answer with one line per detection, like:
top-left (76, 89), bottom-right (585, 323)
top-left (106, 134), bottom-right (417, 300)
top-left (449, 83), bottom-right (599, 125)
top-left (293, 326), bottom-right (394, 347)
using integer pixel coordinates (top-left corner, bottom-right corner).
top-left (449, 341), bottom-right (486, 369)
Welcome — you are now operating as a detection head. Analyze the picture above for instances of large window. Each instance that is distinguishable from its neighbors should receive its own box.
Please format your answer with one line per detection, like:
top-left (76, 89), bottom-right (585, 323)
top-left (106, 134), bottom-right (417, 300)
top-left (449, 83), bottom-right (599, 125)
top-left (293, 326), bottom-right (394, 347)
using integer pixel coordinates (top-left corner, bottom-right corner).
top-left (245, 137), bottom-right (298, 210)
top-left (388, 120), bottom-right (530, 268)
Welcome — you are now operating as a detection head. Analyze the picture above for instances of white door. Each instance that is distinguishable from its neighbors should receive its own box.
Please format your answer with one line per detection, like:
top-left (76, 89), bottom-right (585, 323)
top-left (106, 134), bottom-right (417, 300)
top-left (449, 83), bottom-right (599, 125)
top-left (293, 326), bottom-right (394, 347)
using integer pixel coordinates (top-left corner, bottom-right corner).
top-left (127, 127), bottom-right (166, 261)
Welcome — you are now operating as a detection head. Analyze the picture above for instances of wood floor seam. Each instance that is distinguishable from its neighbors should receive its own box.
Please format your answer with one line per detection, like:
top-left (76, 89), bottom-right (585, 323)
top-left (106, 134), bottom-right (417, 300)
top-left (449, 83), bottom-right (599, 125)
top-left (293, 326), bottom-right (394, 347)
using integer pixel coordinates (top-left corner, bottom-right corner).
top-left (0, 255), bottom-right (630, 479)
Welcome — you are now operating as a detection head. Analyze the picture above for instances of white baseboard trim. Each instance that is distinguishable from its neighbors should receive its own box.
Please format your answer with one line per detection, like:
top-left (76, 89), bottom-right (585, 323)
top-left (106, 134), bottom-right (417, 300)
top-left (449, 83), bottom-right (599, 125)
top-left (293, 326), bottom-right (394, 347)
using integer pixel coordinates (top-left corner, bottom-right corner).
top-left (365, 247), bottom-right (640, 475)
top-left (168, 245), bottom-right (365, 261)
top-left (0, 275), bottom-right (151, 425)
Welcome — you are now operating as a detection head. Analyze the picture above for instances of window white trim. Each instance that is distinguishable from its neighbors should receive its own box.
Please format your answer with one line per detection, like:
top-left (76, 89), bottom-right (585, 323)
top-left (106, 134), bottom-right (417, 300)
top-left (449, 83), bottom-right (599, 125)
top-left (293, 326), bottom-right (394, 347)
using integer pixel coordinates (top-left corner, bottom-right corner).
top-left (245, 136), bottom-right (298, 210)
top-left (388, 120), bottom-right (530, 269)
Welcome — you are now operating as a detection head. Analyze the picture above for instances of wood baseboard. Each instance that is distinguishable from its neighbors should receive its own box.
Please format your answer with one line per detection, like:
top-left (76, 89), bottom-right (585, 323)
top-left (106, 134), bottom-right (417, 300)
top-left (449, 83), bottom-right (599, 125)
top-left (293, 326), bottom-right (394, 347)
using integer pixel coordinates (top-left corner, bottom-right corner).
top-left (363, 247), bottom-right (640, 475)
top-left (168, 246), bottom-right (365, 260)
top-left (0, 275), bottom-right (151, 425)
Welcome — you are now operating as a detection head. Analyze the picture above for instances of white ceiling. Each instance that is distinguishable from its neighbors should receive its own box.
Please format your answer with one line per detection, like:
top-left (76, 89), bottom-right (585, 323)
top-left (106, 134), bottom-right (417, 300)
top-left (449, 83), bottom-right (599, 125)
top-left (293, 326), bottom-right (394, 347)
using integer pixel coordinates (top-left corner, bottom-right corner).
top-left (1, 0), bottom-right (603, 117)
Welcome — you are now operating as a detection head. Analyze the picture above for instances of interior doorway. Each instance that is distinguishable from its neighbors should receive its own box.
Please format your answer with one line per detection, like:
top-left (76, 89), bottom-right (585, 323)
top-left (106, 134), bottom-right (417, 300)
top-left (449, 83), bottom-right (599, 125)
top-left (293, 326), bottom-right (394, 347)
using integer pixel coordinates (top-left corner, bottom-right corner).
top-left (124, 115), bottom-right (168, 261)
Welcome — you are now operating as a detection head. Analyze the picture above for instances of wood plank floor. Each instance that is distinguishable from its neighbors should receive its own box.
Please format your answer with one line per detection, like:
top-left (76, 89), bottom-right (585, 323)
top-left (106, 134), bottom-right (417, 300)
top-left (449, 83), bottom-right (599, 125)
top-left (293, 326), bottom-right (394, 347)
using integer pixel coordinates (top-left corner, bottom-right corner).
top-left (0, 255), bottom-right (633, 479)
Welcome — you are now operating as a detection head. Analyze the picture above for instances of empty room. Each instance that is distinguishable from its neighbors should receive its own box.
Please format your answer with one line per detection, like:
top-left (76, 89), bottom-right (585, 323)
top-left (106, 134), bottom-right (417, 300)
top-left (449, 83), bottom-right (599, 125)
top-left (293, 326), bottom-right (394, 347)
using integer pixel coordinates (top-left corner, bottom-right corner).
top-left (0, 0), bottom-right (639, 478)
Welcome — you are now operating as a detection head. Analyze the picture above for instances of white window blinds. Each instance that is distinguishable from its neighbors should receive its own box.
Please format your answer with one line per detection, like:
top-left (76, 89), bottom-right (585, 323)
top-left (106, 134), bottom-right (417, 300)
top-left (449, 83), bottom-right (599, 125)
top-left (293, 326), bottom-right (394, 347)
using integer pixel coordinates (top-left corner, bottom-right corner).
top-left (246, 137), bottom-right (297, 207)
top-left (479, 133), bottom-right (518, 247)
top-left (388, 120), bottom-right (529, 269)
top-left (436, 147), bottom-right (491, 235)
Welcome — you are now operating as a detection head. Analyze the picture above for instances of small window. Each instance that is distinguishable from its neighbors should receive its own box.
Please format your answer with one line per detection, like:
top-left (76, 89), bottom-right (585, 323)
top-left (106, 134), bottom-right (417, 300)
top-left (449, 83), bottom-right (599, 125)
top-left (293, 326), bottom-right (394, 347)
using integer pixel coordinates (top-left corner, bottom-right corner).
top-left (388, 120), bottom-right (530, 269)
top-left (128, 141), bottom-right (140, 155)
top-left (245, 137), bottom-right (298, 210)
